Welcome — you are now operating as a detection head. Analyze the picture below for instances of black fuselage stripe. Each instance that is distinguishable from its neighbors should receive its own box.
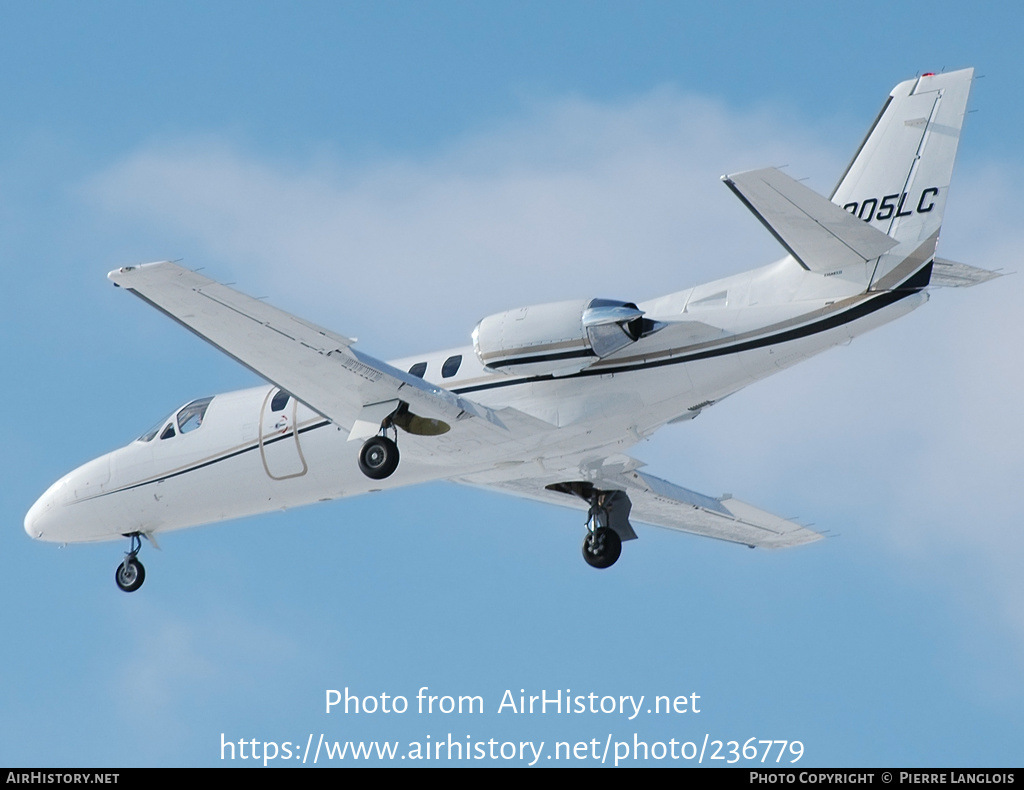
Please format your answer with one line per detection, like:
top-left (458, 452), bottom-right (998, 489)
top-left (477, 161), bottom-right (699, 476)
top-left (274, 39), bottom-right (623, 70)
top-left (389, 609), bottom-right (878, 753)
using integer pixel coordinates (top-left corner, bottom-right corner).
top-left (82, 420), bottom-right (332, 501)
top-left (488, 348), bottom-right (597, 368)
top-left (453, 284), bottom-right (922, 395)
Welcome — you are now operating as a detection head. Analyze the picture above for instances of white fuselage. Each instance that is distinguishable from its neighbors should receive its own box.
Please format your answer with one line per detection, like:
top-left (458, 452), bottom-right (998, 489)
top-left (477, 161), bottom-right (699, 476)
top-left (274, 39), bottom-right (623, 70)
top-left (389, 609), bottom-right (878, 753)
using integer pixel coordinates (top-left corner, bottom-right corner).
top-left (24, 256), bottom-right (927, 545)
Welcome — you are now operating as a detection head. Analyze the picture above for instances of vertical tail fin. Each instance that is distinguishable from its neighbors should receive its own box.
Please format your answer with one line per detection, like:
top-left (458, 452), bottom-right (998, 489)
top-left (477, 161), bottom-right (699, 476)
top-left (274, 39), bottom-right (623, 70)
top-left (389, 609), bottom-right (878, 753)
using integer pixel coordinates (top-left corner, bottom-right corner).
top-left (831, 69), bottom-right (974, 289)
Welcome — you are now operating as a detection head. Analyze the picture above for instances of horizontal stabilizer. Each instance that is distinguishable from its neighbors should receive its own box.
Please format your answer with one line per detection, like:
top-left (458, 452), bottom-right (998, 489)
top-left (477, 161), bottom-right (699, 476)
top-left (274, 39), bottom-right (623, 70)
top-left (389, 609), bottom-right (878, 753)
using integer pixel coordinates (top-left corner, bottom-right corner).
top-left (723, 167), bottom-right (898, 274)
top-left (930, 258), bottom-right (1003, 288)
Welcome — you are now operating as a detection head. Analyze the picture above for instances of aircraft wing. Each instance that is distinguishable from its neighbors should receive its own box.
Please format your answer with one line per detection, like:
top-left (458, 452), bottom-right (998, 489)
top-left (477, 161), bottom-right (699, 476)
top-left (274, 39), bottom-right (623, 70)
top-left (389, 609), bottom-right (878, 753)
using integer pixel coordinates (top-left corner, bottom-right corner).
top-left (612, 467), bottom-right (822, 548)
top-left (458, 459), bottom-right (823, 550)
top-left (107, 262), bottom-right (548, 448)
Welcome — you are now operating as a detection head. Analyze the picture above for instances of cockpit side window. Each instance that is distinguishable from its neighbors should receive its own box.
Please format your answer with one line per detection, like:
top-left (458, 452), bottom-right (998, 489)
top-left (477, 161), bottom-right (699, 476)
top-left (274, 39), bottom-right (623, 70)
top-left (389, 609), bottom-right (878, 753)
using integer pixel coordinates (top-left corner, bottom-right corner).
top-left (177, 397), bottom-right (214, 434)
top-left (160, 423), bottom-right (176, 440)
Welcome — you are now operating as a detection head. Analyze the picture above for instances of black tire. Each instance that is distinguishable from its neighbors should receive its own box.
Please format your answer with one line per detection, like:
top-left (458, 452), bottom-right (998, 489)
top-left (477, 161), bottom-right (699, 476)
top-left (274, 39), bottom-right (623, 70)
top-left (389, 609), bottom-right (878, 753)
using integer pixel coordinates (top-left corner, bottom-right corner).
top-left (582, 526), bottom-right (622, 569)
top-left (115, 557), bottom-right (146, 592)
top-left (358, 436), bottom-right (400, 480)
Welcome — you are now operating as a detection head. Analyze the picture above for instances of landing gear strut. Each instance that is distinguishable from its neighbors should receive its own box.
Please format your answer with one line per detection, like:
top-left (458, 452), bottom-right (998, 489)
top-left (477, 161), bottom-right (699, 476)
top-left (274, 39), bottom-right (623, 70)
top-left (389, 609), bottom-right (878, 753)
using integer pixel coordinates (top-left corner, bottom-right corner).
top-left (581, 492), bottom-right (622, 569)
top-left (115, 533), bottom-right (146, 592)
top-left (545, 481), bottom-right (634, 569)
top-left (354, 401), bottom-right (447, 480)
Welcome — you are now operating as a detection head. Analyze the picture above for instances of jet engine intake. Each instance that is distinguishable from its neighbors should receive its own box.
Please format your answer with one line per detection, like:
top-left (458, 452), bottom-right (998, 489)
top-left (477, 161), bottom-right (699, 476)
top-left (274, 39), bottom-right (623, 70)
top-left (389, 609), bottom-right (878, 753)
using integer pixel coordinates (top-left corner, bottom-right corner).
top-left (472, 298), bottom-right (653, 376)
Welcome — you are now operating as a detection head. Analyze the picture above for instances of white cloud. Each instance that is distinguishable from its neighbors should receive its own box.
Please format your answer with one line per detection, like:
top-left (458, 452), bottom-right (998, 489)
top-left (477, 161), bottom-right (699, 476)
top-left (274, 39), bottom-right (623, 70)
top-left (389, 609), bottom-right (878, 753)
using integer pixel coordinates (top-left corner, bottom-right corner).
top-left (82, 89), bottom-right (840, 352)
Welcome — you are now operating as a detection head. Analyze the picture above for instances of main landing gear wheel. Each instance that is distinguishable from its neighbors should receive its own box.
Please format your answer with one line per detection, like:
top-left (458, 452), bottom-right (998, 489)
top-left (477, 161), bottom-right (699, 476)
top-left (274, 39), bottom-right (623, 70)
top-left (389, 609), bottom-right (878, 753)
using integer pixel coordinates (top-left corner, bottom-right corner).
top-left (115, 533), bottom-right (146, 592)
top-left (358, 435), bottom-right (400, 480)
top-left (582, 526), bottom-right (622, 569)
top-left (115, 556), bottom-right (145, 592)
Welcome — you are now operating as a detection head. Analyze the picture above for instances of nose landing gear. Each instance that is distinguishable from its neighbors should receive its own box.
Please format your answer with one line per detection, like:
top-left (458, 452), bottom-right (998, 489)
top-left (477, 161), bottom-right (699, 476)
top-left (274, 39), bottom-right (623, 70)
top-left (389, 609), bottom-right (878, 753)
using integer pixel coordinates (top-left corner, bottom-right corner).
top-left (114, 533), bottom-right (146, 593)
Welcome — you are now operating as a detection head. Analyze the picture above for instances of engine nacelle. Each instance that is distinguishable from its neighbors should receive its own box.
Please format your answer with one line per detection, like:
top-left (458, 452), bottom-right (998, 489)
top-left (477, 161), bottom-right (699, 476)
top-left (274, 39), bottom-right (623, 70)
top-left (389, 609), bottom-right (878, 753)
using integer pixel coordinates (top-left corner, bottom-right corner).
top-left (472, 298), bottom-right (648, 376)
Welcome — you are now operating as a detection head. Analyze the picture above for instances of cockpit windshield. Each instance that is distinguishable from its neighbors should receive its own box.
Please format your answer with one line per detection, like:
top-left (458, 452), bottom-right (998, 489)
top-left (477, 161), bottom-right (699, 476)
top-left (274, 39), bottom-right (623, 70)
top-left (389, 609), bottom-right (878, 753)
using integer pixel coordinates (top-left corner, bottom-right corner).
top-left (137, 397), bottom-right (214, 442)
top-left (138, 411), bottom-right (174, 443)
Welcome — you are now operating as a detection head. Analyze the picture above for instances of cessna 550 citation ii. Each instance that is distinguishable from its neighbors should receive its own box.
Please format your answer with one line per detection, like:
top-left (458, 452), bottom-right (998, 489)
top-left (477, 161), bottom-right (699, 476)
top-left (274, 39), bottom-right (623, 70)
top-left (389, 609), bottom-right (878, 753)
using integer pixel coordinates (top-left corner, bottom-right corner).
top-left (26, 69), bottom-right (998, 592)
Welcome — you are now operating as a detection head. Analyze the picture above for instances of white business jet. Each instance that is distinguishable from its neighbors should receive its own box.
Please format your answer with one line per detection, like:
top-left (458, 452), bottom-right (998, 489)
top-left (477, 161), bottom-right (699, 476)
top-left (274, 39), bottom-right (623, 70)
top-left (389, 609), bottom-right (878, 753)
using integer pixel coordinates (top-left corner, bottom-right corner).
top-left (26, 69), bottom-right (997, 592)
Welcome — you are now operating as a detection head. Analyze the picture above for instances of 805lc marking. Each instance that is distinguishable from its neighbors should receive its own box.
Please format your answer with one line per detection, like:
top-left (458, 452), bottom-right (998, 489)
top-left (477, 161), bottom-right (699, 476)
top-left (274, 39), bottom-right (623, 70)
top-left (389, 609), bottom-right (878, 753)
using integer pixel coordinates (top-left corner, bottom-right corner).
top-left (843, 187), bottom-right (939, 222)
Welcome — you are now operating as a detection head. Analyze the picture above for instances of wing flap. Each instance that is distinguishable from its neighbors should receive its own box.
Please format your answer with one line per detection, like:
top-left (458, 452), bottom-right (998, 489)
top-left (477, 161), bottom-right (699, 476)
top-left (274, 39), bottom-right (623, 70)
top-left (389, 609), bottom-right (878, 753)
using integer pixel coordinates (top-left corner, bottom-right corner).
top-left (723, 167), bottom-right (898, 273)
top-left (608, 468), bottom-right (822, 548)
top-left (461, 460), bottom-right (822, 550)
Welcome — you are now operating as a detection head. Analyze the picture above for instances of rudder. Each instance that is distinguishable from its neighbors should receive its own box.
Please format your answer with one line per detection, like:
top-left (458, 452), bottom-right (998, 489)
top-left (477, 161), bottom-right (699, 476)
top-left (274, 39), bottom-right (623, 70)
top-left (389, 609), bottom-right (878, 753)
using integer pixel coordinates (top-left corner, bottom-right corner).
top-left (831, 69), bottom-right (974, 288)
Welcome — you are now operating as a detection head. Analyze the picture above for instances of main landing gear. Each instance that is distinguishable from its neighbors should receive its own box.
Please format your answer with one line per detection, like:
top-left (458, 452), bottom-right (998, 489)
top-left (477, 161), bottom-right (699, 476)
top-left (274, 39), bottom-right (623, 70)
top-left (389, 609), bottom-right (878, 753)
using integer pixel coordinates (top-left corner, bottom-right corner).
top-left (545, 482), bottom-right (635, 569)
top-left (583, 526), bottom-right (622, 568)
top-left (358, 434), bottom-right (400, 480)
top-left (358, 406), bottom-right (401, 480)
top-left (354, 402), bottom-right (451, 481)
top-left (581, 493), bottom-right (622, 569)
top-left (115, 532), bottom-right (146, 593)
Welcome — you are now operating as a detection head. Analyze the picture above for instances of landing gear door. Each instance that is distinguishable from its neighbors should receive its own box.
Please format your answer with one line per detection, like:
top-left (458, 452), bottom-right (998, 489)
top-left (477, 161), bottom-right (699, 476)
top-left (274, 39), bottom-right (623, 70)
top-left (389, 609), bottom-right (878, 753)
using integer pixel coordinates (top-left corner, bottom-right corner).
top-left (259, 389), bottom-right (308, 480)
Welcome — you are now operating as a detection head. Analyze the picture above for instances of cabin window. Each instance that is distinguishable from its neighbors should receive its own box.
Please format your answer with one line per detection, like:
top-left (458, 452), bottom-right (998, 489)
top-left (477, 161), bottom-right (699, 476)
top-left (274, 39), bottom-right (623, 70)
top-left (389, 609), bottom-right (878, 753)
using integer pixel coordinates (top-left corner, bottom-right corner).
top-left (441, 355), bottom-right (462, 378)
top-left (271, 389), bottom-right (290, 412)
top-left (408, 361), bottom-right (427, 379)
top-left (177, 397), bottom-right (214, 434)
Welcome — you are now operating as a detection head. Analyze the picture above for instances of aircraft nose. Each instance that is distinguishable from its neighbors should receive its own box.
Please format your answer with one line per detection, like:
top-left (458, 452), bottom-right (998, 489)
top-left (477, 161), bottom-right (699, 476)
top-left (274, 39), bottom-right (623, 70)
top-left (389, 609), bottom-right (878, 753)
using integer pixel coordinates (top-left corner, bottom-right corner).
top-left (24, 479), bottom-right (65, 540)
top-left (25, 454), bottom-right (110, 542)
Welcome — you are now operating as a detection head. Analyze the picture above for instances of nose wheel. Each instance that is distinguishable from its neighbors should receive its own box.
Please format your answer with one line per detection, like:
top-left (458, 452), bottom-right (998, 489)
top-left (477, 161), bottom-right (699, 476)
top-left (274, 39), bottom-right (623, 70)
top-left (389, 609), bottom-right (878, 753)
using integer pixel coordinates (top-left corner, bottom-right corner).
top-left (115, 533), bottom-right (146, 592)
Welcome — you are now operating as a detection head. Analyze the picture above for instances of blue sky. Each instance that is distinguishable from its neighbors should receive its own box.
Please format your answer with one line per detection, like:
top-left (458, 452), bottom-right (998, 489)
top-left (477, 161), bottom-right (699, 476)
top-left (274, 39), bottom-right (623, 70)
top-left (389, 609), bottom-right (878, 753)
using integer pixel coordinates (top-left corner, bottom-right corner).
top-left (3, 1), bottom-right (1023, 767)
